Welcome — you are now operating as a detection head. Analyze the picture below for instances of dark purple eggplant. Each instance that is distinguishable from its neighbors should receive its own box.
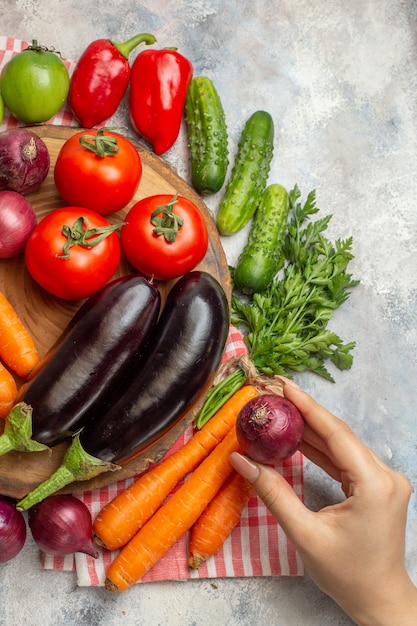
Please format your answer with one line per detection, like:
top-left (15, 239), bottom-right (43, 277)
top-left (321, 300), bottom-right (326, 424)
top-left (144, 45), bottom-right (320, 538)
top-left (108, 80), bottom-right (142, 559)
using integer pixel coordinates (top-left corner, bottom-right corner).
top-left (83, 270), bottom-right (230, 462)
top-left (17, 271), bottom-right (230, 510)
top-left (0, 275), bottom-right (161, 455)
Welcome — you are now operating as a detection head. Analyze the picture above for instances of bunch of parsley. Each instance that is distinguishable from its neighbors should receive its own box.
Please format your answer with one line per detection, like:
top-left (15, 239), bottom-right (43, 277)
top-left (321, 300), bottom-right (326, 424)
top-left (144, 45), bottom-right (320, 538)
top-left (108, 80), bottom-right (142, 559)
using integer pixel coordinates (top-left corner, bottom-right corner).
top-left (195, 185), bottom-right (359, 427)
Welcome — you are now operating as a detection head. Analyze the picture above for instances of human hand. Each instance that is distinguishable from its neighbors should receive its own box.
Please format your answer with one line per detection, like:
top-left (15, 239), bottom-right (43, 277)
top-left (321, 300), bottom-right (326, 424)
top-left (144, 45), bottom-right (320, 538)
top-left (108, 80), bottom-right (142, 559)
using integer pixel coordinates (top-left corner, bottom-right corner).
top-left (230, 378), bottom-right (417, 625)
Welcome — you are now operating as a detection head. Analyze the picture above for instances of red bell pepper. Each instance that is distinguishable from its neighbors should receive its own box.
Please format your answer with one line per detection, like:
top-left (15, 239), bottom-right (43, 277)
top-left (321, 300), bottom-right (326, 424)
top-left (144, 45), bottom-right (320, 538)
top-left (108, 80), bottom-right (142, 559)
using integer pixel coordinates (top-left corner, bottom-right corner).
top-left (69, 33), bottom-right (156, 128)
top-left (129, 48), bottom-right (193, 155)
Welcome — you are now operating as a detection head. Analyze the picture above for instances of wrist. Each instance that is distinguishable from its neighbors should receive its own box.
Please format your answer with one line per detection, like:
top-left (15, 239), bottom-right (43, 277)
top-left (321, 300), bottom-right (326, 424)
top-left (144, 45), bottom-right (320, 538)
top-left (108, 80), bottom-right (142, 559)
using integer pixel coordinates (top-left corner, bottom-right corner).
top-left (352, 572), bottom-right (417, 626)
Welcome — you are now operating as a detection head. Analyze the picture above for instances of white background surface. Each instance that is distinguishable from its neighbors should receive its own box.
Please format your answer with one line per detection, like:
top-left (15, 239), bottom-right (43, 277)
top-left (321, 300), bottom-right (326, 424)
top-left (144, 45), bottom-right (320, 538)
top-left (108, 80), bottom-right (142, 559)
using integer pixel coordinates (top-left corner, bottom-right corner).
top-left (1, 1), bottom-right (416, 624)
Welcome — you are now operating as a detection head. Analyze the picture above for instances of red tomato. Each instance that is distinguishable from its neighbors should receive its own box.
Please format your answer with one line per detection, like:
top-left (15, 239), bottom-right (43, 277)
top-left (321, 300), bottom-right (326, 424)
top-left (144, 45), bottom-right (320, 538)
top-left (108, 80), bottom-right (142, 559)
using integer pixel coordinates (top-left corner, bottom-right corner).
top-left (120, 194), bottom-right (208, 280)
top-left (25, 207), bottom-right (121, 301)
top-left (53, 129), bottom-right (142, 215)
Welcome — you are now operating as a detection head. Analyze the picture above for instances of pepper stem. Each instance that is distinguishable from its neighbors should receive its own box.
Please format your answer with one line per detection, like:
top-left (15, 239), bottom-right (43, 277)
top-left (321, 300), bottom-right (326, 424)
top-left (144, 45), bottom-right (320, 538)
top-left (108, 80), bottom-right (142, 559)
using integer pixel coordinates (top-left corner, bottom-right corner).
top-left (112, 33), bottom-right (156, 59)
top-left (0, 403), bottom-right (49, 456)
top-left (17, 433), bottom-right (120, 511)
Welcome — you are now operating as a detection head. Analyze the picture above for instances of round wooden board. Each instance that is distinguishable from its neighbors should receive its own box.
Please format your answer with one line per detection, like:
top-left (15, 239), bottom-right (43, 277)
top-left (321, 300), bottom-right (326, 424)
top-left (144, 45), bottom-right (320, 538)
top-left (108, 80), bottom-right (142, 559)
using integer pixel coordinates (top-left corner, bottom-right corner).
top-left (0, 125), bottom-right (231, 500)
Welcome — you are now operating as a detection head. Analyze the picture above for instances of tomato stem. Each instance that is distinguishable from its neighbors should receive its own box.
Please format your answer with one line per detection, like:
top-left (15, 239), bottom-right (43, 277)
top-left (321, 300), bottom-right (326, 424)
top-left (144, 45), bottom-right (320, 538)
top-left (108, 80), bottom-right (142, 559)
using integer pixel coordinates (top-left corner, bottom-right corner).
top-left (78, 127), bottom-right (127, 158)
top-left (57, 216), bottom-right (123, 259)
top-left (26, 40), bottom-right (63, 57)
top-left (151, 194), bottom-right (184, 242)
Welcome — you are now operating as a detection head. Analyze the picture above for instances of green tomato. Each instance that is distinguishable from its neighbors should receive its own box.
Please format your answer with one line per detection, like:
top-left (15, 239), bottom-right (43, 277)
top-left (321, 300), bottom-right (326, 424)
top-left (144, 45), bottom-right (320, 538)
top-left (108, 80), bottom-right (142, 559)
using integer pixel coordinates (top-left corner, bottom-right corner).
top-left (0, 40), bottom-right (70, 123)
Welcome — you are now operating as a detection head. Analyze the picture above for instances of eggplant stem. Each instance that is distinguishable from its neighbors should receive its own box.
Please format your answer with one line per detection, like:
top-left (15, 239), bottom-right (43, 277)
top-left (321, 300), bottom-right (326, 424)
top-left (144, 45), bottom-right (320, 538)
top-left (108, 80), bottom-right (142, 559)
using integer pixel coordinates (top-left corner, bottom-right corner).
top-left (16, 433), bottom-right (120, 511)
top-left (0, 403), bottom-right (49, 456)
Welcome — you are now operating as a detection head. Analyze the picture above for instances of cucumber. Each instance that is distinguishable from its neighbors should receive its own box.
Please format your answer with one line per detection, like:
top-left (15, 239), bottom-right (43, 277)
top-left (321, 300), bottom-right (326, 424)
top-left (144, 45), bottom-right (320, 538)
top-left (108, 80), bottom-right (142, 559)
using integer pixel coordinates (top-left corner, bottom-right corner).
top-left (185, 76), bottom-right (228, 195)
top-left (233, 183), bottom-right (290, 294)
top-left (216, 110), bottom-right (274, 236)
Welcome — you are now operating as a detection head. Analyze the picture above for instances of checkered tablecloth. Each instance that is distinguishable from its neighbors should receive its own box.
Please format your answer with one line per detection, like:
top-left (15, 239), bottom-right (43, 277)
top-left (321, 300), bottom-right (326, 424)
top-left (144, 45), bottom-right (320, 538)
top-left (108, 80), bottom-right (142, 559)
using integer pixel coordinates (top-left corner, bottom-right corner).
top-left (42, 326), bottom-right (304, 586)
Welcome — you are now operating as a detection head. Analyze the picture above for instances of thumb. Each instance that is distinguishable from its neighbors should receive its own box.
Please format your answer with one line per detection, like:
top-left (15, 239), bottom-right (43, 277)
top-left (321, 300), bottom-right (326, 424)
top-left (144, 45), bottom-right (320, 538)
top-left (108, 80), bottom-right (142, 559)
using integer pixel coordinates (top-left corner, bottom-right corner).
top-left (230, 451), bottom-right (315, 547)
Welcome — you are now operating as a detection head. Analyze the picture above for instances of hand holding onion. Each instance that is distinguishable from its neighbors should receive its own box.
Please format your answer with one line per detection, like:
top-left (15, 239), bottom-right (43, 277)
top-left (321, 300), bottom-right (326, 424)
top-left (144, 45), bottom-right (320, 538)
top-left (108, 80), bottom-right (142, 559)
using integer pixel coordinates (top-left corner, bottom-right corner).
top-left (232, 380), bottom-right (417, 625)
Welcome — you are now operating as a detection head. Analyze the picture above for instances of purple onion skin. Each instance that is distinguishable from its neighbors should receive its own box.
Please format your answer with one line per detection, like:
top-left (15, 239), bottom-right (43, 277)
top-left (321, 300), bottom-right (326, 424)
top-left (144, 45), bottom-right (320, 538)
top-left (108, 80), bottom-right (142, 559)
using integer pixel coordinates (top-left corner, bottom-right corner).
top-left (28, 495), bottom-right (98, 558)
top-left (0, 190), bottom-right (37, 257)
top-left (236, 394), bottom-right (305, 465)
top-left (0, 128), bottom-right (50, 194)
top-left (0, 497), bottom-right (27, 563)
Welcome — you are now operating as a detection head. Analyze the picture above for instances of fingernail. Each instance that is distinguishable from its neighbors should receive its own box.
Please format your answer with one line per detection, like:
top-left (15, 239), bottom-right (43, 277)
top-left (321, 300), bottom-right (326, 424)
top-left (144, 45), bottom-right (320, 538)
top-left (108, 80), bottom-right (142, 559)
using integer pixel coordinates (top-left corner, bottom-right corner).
top-left (229, 451), bottom-right (260, 483)
top-left (275, 375), bottom-right (300, 389)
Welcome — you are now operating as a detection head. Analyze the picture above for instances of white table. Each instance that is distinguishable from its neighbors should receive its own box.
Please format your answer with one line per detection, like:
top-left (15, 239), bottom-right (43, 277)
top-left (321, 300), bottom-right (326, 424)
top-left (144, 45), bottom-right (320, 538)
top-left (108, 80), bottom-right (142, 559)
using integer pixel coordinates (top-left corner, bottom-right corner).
top-left (1, 2), bottom-right (416, 624)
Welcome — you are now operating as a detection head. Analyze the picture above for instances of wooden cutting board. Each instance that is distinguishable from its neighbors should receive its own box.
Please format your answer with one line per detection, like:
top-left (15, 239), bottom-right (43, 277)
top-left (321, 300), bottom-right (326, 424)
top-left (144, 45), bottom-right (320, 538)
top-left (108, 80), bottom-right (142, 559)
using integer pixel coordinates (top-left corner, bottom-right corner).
top-left (0, 125), bottom-right (231, 499)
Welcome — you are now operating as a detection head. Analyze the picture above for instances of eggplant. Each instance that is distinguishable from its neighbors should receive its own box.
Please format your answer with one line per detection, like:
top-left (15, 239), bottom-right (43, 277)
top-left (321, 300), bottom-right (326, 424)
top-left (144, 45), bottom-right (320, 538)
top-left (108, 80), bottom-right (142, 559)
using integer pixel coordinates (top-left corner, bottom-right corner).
top-left (17, 271), bottom-right (230, 510)
top-left (83, 270), bottom-right (230, 462)
top-left (0, 275), bottom-right (161, 454)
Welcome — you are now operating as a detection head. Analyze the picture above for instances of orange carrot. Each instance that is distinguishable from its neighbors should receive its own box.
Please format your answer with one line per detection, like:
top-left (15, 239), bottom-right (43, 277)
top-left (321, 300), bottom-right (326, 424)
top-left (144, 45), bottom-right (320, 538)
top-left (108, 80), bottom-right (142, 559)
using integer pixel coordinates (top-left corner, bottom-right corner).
top-left (105, 425), bottom-right (242, 592)
top-left (188, 469), bottom-right (253, 569)
top-left (0, 362), bottom-right (18, 418)
top-left (94, 384), bottom-right (258, 551)
top-left (0, 291), bottom-right (40, 378)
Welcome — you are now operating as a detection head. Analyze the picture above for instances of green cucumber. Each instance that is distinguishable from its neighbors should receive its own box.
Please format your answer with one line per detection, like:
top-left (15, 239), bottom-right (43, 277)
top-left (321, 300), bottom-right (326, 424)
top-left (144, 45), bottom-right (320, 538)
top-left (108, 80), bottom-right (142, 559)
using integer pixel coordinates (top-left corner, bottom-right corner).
top-left (185, 76), bottom-right (228, 195)
top-left (233, 183), bottom-right (290, 294)
top-left (216, 110), bottom-right (274, 236)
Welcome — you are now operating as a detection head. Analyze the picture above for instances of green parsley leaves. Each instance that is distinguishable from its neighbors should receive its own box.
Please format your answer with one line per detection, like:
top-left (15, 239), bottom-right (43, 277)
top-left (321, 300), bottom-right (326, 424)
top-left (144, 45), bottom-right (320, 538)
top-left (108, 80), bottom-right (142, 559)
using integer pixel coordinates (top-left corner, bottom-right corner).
top-left (232, 185), bottom-right (358, 381)
top-left (195, 185), bottom-right (358, 427)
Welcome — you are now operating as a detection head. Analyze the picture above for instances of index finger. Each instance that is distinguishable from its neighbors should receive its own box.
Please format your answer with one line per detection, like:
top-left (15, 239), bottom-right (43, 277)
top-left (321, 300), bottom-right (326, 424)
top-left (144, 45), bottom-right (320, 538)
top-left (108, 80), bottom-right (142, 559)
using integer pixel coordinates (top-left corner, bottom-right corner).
top-left (282, 381), bottom-right (379, 478)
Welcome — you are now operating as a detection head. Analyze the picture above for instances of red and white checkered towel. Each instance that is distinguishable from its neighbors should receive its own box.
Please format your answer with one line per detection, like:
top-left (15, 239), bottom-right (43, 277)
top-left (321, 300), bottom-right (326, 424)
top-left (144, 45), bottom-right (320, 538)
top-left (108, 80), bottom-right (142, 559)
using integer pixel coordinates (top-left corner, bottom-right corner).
top-left (1, 37), bottom-right (304, 585)
top-left (42, 326), bottom-right (304, 586)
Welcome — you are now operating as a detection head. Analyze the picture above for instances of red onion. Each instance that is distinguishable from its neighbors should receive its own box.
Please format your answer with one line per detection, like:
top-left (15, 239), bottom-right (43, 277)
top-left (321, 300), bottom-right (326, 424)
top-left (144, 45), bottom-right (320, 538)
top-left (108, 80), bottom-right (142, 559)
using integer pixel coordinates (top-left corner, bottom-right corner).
top-left (236, 394), bottom-right (304, 465)
top-left (0, 128), bottom-right (50, 194)
top-left (0, 496), bottom-right (27, 562)
top-left (28, 494), bottom-right (98, 558)
top-left (0, 190), bottom-right (38, 257)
